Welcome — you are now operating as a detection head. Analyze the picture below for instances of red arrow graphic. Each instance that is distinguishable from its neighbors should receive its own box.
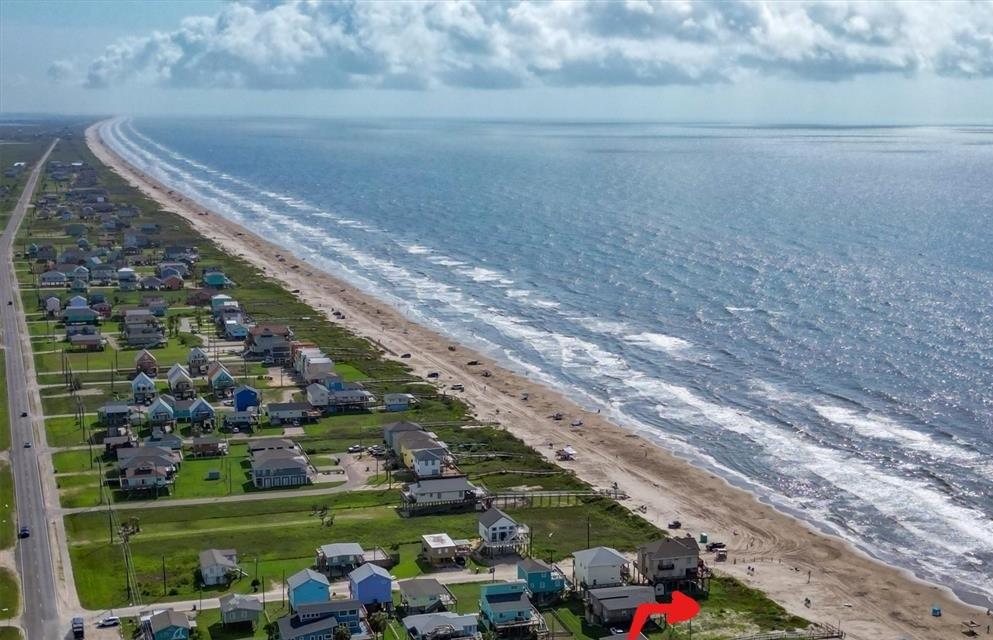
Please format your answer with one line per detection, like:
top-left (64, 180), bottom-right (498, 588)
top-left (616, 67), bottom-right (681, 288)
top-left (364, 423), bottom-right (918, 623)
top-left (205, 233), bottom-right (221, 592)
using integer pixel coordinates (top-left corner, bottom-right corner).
top-left (628, 591), bottom-right (700, 640)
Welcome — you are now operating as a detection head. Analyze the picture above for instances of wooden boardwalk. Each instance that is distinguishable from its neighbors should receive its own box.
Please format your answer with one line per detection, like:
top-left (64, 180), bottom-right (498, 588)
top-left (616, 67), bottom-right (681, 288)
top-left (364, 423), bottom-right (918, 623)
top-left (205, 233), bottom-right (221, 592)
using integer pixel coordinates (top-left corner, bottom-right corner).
top-left (732, 625), bottom-right (845, 640)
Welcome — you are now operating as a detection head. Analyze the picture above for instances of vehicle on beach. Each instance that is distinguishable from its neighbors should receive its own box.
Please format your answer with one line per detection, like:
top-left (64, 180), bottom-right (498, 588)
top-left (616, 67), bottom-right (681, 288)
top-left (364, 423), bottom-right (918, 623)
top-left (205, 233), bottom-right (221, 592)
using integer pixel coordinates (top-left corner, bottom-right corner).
top-left (427, 371), bottom-right (440, 378)
top-left (570, 418), bottom-right (583, 427)
top-left (706, 542), bottom-right (726, 552)
top-left (450, 383), bottom-right (465, 391)
top-left (715, 549), bottom-right (728, 561)
top-left (552, 412), bottom-right (563, 420)
top-left (400, 353), bottom-right (411, 358)
top-left (481, 369), bottom-right (492, 377)
top-left (467, 360), bottom-right (479, 365)
top-left (668, 520), bottom-right (682, 529)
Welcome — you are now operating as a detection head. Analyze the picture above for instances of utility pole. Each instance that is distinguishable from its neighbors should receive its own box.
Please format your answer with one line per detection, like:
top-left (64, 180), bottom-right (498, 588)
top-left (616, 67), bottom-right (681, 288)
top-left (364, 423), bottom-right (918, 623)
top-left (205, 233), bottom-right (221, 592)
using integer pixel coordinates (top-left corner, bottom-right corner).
top-left (587, 517), bottom-right (591, 549)
top-left (162, 555), bottom-right (167, 596)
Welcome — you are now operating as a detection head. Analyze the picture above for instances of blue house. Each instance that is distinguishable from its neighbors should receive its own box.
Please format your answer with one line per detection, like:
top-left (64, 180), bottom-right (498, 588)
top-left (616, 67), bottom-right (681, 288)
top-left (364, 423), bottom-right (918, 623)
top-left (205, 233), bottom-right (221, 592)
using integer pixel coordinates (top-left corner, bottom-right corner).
top-left (287, 568), bottom-right (331, 612)
top-left (517, 558), bottom-right (566, 604)
top-left (188, 397), bottom-right (216, 425)
top-left (348, 563), bottom-right (393, 612)
top-left (277, 599), bottom-right (368, 640)
top-left (233, 385), bottom-right (260, 412)
top-left (145, 609), bottom-right (190, 640)
top-left (478, 581), bottom-right (539, 634)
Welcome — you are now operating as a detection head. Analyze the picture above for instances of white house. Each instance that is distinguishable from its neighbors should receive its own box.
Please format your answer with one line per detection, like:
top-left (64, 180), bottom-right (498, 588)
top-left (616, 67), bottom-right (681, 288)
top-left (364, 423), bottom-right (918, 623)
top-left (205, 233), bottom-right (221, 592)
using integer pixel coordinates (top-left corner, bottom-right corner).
top-left (572, 546), bottom-right (628, 589)
top-left (131, 372), bottom-right (157, 403)
top-left (166, 363), bottom-right (195, 398)
top-left (403, 477), bottom-right (477, 504)
top-left (199, 548), bottom-right (240, 587)
top-left (384, 393), bottom-right (418, 412)
top-left (478, 508), bottom-right (527, 545)
top-left (410, 448), bottom-right (445, 478)
top-left (306, 383), bottom-right (330, 407)
top-left (44, 296), bottom-right (61, 315)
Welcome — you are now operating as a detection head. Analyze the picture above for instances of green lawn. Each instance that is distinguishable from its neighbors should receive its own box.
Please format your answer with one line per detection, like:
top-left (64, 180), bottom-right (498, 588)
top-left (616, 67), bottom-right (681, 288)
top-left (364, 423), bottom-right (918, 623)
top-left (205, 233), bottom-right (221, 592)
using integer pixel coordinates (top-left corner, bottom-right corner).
top-left (0, 463), bottom-right (14, 550)
top-left (45, 416), bottom-right (96, 447)
top-left (0, 568), bottom-right (19, 618)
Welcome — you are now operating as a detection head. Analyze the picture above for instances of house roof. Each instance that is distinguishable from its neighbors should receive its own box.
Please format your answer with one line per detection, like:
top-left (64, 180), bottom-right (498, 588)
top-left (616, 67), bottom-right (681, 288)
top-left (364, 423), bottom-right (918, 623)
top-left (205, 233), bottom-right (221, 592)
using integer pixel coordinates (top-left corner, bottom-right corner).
top-left (398, 578), bottom-right (448, 600)
top-left (573, 547), bottom-right (626, 568)
top-left (277, 613), bottom-right (338, 640)
top-left (409, 477), bottom-right (475, 493)
top-left (131, 372), bottom-right (155, 387)
top-left (286, 568), bottom-right (330, 590)
top-left (297, 599), bottom-right (362, 616)
top-left (483, 588), bottom-right (531, 613)
top-left (421, 533), bottom-right (455, 549)
top-left (383, 421), bottom-right (423, 435)
top-left (268, 402), bottom-right (312, 412)
top-left (199, 548), bottom-right (238, 570)
top-left (234, 384), bottom-right (259, 396)
top-left (134, 349), bottom-right (156, 363)
top-left (639, 537), bottom-right (700, 557)
top-left (479, 508), bottom-right (516, 529)
top-left (518, 558), bottom-right (552, 574)
top-left (319, 542), bottom-right (364, 558)
top-left (148, 609), bottom-right (190, 633)
top-left (249, 323), bottom-right (290, 336)
top-left (251, 450), bottom-right (308, 471)
top-left (249, 437), bottom-right (295, 451)
top-left (349, 562), bottom-right (392, 583)
top-left (403, 612), bottom-right (477, 636)
top-left (587, 586), bottom-right (655, 611)
top-left (219, 593), bottom-right (263, 614)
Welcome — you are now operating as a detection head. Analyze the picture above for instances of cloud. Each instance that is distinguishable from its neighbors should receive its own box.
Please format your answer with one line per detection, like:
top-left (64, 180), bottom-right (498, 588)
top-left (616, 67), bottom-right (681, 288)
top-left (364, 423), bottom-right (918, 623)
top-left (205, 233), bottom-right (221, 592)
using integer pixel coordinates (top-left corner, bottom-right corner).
top-left (47, 59), bottom-right (77, 84)
top-left (64, 0), bottom-right (993, 90)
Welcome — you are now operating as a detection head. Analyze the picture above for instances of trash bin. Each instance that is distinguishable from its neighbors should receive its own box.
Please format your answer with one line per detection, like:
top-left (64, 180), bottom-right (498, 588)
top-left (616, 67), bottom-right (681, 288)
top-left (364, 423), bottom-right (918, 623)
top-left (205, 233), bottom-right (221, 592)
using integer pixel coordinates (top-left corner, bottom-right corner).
top-left (699, 532), bottom-right (708, 544)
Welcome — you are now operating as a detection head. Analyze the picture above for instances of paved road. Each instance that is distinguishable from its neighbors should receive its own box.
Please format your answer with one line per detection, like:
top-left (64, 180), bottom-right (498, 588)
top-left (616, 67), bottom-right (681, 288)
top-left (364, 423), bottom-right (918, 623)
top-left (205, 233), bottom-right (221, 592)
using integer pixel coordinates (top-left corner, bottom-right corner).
top-left (2, 139), bottom-right (63, 640)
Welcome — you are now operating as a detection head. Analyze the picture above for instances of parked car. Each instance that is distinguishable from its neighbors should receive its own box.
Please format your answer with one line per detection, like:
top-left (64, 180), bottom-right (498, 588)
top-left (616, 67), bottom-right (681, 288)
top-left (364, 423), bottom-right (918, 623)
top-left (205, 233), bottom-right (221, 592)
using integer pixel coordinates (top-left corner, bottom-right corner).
top-left (706, 542), bottom-right (726, 552)
top-left (97, 616), bottom-right (121, 628)
top-left (450, 384), bottom-right (465, 391)
top-left (347, 444), bottom-right (364, 453)
top-left (426, 372), bottom-right (440, 378)
top-left (400, 353), bottom-right (411, 359)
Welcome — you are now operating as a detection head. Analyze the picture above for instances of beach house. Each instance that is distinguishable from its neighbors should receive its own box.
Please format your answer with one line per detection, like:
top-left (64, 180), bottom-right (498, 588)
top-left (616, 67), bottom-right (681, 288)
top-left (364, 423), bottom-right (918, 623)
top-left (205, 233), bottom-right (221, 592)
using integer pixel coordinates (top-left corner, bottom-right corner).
top-left (635, 537), bottom-right (707, 596)
top-left (420, 533), bottom-right (471, 567)
top-left (246, 323), bottom-right (293, 362)
top-left (146, 397), bottom-right (176, 427)
top-left (207, 362), bottom-right (236, 396)
top-left (403, 612), bottom-right (480, 640)
top-left (584, 586), bottom-right (656, 627)
top-left (573, 547), bottom-right (628, 590)
top-left (131, 372), bottom-right (157, 404)
top-left (384, 393), bottom-right (418, 412)
top-left (187, 346), bottom-right (209, 374)
top-left (398, 579), bottom-right (456, 615)
top-left (287, 568), bottom-right (331, 611)
top-left (250, 449), bottom-right (311, 488)
top-left (383, 421), bottom-right (424, 450)
top-left (517, 559), bottom-right (566, 604)
top-left (199, 548), bottom-right (241, 587)
top-left (142, 609), bottom-right (190, 640)
top-left (349, 563), bottom-right (393, 612)
top-left (277, 599), bottom-right (369, 640)
top-left (219, 593), bottom-right (263, 631)
top-left (478, 509), bottom-right (529, 556)
top-left (478, 582), bottom-right (543, 637)
top-left (166, 363), bottom-right (196, 399)
top-left (40, 270), bottom-right (67, 287)
top-left (134, 349), bottom-right (158, 376)
top-left (315, 542), bottom-right (366, 576)
top-left (267, 401), bottom-right (317, 425)
top-left (402, 476), bottom-right (479, 513)
top-left (232, 385), bottom-right (260, 412)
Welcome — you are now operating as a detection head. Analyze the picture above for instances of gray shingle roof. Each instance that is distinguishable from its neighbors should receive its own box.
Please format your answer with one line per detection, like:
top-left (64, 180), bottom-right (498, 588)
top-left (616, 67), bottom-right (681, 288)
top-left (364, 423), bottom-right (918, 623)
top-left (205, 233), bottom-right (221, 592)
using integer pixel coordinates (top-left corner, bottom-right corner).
top-left (398, 578), bottom-right (447, 599)
top-left (286, 568), bottom-right (329, 590)
top-left (588, 586), bottom-right (655, 611)
top-left (219, 593), bottom-right (263, 614)
top-left (479, 508), bottom-right (515, 529)
top-left (573, 546), bottom-right (626, 567)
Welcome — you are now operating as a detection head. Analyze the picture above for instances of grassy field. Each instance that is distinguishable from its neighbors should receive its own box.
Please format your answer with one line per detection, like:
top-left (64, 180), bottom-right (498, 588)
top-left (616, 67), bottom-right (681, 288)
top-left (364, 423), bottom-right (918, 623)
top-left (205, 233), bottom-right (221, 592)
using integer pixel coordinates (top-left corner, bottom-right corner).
top-left (64, 488), bottom-right (657, 609)
top-left (0, 463), bottom-right (14, 550)
top-left (0, 568), bottom-right (19, 619)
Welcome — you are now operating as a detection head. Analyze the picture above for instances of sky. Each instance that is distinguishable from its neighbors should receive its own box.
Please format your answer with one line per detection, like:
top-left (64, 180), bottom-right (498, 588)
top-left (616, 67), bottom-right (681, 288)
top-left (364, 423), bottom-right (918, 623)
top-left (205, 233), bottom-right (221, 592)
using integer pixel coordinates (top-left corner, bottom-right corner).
top-left (2, 0), bottom-right (992, 123)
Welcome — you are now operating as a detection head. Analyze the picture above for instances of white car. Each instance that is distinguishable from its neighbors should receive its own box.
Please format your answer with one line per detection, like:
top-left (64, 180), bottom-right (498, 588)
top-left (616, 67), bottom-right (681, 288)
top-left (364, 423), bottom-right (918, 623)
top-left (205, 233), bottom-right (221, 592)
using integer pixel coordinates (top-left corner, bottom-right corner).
top-left (97, 616), bottom-right (121, 628)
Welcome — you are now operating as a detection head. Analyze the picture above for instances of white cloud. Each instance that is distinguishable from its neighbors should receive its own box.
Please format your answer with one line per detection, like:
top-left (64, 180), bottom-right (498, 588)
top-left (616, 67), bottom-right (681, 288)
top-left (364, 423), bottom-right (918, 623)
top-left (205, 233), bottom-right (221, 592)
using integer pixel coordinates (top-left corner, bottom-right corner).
top-left (63, 0), bottom-right (993, 90)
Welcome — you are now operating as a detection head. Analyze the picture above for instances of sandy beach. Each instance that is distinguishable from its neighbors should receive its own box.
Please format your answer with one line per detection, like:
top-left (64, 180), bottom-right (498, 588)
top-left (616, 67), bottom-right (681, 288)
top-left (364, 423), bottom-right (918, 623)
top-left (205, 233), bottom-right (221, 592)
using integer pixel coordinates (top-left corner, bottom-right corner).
top-left (88, 119), bottom-right (988, 640)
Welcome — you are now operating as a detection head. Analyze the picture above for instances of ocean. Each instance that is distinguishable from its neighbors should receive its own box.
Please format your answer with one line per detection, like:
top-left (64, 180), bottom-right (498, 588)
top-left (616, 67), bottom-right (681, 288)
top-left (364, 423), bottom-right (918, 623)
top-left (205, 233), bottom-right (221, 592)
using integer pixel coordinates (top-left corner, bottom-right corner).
top-left (100, 117), bottom-right (993, 607)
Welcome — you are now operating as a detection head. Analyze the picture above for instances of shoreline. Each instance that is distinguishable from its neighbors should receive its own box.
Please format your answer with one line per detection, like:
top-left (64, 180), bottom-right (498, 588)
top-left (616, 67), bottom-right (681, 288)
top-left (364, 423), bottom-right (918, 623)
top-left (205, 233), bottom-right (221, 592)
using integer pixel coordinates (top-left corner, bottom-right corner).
top-left (87, 118), bottom-right (986, 639)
